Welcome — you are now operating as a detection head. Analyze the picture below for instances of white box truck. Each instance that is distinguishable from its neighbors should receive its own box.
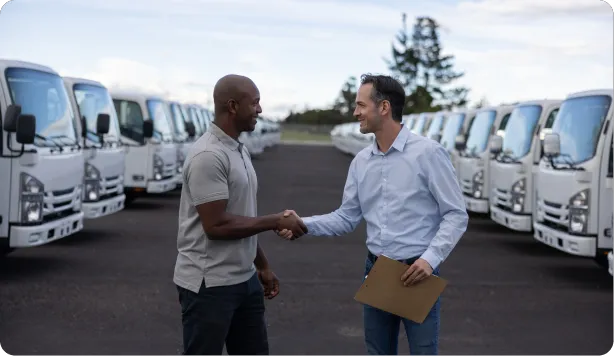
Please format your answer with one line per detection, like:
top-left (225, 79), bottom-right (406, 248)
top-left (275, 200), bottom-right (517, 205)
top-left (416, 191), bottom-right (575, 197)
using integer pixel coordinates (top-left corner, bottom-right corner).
top-left (425, 111), bottom-right (448, 143)
top-left (488, 100), bottom-right (562, 232)
top-left (410, 112), bottom-right (434, 136)
top-left (111, 91), bottom-right (177, 203)
top-left (63, 77), bottom-right (126, 219)
top-left (455, 105), bottom-right (515, 213)
top-left (0, 59), bottom-right (84, 254)
top-left (534, 89), bottom-right (613, 267)
top-left (439, 109), bottom-right (477, 175)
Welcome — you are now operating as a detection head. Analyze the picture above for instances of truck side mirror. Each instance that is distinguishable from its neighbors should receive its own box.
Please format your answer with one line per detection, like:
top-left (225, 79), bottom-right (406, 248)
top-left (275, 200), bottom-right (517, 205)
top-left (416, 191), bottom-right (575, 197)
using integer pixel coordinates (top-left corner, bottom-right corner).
top-left (490, 134), bottom-right (503, 154)
top-left (543, 133), bottom-right (560, 157)
top-left (143, 119), bottom-right (154, 138)
top-left (3, 104), bottom-right (22, 132)
top-left (186, 121), bottom-right (196, 137)
top-left (454, 134), bottom-right (466, 151)
top-left (432, 133), bottom-right (442, 142)
top-left (96, 113), bottom-right (110, 135)
top-left (16, 114), bottom-right (36, 144)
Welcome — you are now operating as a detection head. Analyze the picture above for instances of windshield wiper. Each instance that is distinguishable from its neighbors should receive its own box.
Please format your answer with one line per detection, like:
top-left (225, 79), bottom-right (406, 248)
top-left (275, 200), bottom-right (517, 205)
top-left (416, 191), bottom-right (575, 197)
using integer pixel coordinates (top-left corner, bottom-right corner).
top-left (551, 153), bottom-right (584, 171)
top-left (35, 134), bottom-right (64, 151)
top-left (48, 134), bottom-right (79, 147)
top-left (497, 153), bottom-right (519, 163)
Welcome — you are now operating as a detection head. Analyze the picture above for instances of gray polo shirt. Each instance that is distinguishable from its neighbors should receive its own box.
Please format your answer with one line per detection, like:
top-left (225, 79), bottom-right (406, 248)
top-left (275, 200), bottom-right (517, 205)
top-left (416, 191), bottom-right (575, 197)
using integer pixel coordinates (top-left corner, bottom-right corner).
top-left (173, 123), bottom-right (258, 292)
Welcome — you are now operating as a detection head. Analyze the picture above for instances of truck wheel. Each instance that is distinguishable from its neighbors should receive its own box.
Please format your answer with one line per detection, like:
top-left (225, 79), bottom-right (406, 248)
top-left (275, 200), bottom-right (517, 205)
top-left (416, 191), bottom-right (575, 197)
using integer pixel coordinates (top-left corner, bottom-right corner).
top-left (594, 253), bottom-right (609, 268)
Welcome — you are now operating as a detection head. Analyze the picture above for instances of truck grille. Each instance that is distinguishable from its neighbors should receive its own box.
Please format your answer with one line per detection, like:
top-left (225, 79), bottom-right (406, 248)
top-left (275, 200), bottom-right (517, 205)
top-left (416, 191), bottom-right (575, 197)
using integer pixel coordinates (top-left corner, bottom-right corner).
top-left (537, 198), bottom-right (568, 230)
top-left (461, 179), bottom-right (473, 195)
top-left (100, 175), bottom-right (123, 199)
top-left (493, 188), bottom-right (512, 211)
top-left (43, 186), bottom-right (81, 219)
top-left (163, 163), bottom-right (175, 180)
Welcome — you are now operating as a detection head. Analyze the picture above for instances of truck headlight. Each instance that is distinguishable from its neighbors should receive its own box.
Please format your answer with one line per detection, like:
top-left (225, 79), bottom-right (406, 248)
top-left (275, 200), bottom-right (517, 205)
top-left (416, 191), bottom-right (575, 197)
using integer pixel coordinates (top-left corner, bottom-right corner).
top-left (176, 150), bottom-right (185, 174)
top-left (153, 154), bottom-right (164, 180)
top-left (511, 178), bottom-right (526, 213)
top-left (472, 170), bottom-right (484, 198)
top-left (20, 173), bottom-right (44, 223)
top-left (569, 189), bottom-right (589, 234)
top-left (84, 163), bottom-right (102, 202)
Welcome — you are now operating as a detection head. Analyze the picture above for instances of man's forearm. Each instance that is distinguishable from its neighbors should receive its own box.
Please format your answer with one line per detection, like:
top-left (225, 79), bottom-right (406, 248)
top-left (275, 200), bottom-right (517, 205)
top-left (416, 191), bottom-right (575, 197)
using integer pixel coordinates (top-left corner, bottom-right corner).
top-left (254, 243), bottom-right (270, 271)
top-left (207, 213), bottom-right (282, 240)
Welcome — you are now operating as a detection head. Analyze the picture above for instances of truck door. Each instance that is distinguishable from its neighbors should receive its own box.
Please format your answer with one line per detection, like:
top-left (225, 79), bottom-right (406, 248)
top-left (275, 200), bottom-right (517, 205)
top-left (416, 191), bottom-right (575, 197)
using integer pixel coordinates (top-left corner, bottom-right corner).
top-left (597, 132), bottom-right (613, 255)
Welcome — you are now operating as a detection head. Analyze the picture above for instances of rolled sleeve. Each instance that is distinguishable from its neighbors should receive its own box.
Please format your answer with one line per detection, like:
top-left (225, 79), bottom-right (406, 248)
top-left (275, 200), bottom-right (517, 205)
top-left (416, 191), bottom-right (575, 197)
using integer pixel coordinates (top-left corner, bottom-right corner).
top-left (185, 151), bottom-right (230, 206)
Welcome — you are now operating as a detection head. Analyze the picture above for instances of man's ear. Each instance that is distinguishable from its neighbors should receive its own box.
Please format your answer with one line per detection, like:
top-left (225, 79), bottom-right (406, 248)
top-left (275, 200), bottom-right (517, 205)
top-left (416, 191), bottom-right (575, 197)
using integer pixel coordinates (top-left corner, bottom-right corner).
top-left (380, 100), bottom-right (391, 117)
top-left (227, 99), bottom-right (238, 115)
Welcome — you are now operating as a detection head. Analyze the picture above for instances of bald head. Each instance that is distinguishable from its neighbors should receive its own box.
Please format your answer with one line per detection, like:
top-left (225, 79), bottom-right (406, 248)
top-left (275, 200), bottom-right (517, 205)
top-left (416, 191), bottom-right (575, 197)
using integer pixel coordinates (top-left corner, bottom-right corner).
top-left (212, 74), bottom-right (262, 134)
top-left (213, 74), bottom-right (258, 114)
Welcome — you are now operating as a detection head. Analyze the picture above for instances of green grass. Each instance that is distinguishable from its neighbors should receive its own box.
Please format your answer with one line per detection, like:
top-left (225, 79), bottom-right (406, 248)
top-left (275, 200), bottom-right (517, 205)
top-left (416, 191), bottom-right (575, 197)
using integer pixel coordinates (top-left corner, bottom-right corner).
top-left (281, 130), bottom-right (332, 143)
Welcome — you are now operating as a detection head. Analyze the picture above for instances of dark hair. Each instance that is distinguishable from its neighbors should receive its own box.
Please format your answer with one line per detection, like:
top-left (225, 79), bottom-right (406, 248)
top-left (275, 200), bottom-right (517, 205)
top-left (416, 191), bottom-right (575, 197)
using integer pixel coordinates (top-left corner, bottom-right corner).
top-left (360, 74), bottom-right (405, 122)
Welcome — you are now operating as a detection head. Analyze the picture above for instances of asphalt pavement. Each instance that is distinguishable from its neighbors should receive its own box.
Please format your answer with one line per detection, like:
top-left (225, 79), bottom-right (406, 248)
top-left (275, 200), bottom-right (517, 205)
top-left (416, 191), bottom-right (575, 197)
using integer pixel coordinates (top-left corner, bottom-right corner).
top-left (1, 144), bottom-right (612, 355)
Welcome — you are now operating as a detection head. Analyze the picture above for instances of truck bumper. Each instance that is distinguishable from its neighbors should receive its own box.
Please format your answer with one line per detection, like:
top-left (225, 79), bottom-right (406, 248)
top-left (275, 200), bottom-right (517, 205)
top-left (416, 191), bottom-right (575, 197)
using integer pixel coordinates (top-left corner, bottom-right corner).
top-left (146, 177), bottom-right (176, 193)
top-left (533, 222), bottom-right (596, 257)
top-left (83, 194), bottom-right (125, 219)
top-left (174, 173), bottom-right (183, 187)
top-left (10, 211), bottom-right (84, 248)
top-left (490, 206), bottom-right (532, 232)
top-left (463, 196), bottom-right (489, 213)
top-left (608, 252), bottom-right (613, 276)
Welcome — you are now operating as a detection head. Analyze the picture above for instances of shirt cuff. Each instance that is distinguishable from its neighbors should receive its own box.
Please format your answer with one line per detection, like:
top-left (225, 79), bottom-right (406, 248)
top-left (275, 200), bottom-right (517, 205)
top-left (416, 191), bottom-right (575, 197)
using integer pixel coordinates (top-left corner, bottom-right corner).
top-left (420, 249), bottom-right (442, 270)
top-left (301, 217), bottom-right (316, 235)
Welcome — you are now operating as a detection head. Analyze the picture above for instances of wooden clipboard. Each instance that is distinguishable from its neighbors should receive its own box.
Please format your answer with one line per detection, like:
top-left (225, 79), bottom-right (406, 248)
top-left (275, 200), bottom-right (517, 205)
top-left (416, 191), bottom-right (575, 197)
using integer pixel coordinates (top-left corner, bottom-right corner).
top-left (354, 255), bottom-right (448, 323)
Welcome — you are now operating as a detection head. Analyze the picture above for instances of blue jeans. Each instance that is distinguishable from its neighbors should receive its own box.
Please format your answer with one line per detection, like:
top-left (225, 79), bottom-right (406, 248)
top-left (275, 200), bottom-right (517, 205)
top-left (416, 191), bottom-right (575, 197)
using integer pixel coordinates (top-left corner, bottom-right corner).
top-left (362, 253), bottom-right (440, 355)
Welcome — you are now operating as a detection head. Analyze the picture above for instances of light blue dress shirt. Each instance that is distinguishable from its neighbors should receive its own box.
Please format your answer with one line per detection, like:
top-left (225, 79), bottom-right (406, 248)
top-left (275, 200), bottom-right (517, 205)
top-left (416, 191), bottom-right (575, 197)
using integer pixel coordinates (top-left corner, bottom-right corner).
top-left (302, 125), bottom-right (469, 269)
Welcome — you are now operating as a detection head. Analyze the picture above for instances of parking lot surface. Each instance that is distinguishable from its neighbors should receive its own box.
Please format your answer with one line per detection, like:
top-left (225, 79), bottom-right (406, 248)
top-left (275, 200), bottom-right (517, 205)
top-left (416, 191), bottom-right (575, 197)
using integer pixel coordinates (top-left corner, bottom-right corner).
top-left (1, 144), bottom-right (612, 355)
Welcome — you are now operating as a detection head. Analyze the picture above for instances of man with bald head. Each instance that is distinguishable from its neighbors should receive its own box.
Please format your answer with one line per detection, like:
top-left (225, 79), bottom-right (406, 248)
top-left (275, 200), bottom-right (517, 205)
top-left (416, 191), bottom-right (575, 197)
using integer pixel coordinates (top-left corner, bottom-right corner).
top-left (173, 74), bottom-right (307, 355)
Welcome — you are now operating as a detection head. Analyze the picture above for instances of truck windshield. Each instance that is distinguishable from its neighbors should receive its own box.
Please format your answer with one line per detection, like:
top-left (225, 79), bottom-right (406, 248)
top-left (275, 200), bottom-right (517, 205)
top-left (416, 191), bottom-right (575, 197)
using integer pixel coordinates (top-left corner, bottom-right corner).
top-left (169, 103), bottom-right (187, 138)
top-left (463, 110), bottom-right (496, 157)
top-left (6, 67), bottom-right (77, 146)
top-left (440, 113), bottom-right (465, 151)
top-left (73, 84), bottom-right (121, 143)
top-left (180, 105), bottom-right (202, 136)
top-left (191, 107), bottom-right (209, 132)
top-left (500, 105), bottom-right (543, 160)
top-left (425, 113), bottom-right (446, 138)
top-left (552, 95), bottom-right (611, 165)
top-left (412, 114), bottom-right (428, 134)
top-left (146, 99), bottom-right (174, 142)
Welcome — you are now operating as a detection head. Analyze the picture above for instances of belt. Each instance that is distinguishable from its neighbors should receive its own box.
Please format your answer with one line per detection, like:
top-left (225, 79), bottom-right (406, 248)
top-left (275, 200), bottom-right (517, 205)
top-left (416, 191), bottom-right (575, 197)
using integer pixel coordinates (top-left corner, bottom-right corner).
top-left (367, 251), bottom-right (419, 265)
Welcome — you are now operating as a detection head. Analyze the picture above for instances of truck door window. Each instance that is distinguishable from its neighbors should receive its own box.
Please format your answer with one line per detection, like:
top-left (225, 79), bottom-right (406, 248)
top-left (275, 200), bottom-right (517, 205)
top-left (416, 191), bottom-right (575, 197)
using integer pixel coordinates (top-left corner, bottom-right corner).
top-left (114, 99), bottom-right (144, 143)
top-left (539, 108), bottom-right (560, 159)
top-left (495, 113), bottom-right (511, 137)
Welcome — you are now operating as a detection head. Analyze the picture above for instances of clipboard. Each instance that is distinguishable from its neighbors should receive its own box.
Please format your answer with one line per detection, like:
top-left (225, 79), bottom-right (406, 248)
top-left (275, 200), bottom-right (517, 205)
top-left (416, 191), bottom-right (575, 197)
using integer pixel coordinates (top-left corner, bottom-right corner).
top-left (354, 255), bottom-right (448, 324)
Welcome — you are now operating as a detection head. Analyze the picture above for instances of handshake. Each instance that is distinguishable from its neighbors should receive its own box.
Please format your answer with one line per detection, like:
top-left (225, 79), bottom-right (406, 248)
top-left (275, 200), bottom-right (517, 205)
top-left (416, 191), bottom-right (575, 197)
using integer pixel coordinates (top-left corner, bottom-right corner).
top-left (275, 210), bottom-right (307, 240)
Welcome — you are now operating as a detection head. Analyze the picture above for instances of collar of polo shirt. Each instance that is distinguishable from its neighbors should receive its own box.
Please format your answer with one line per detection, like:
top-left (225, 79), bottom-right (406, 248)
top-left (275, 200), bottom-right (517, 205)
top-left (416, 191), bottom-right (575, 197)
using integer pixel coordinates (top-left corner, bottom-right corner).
top-left (209, 122), bottom-right (243, 151)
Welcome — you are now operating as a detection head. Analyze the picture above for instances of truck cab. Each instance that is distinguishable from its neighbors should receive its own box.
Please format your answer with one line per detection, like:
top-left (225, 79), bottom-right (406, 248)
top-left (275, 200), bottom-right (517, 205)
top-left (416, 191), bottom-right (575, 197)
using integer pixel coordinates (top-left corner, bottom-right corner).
top-left (534, 89), bottom-right (613, 267)
top-left (455, 105), bottom-right (515, 213)
top-left (166, 100), bottom-right (196, 186)
top-left (439, 109), bottom-right (476, 175)
top-left (111, 91), bottom-right (177, 202)
top-left (63, 77), bottom-right (126, 219)
top-left (488, 100), bottom-right (562, 232)
top-left (424, 111), bottom-right (448, 143)
top-left (402, 114), bottom-right (418, 131)
top-left (0, 59), bottom-right (84, 254)
top-left (410, 112), bottom-right (433, 136)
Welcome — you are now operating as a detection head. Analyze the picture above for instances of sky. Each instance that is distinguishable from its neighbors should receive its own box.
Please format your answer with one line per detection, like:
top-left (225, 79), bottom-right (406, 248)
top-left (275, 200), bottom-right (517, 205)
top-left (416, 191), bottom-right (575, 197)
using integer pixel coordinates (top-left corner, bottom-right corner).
top-left (0, 0), bottom-right (612, 120)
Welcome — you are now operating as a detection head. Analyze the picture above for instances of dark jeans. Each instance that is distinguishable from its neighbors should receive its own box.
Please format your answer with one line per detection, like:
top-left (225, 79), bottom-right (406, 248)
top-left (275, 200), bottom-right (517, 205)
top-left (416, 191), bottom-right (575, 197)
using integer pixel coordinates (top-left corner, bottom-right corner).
top-left (177, 272), bottom-right (269, 355)
top-left (363, 252), bottom-right (441, 355)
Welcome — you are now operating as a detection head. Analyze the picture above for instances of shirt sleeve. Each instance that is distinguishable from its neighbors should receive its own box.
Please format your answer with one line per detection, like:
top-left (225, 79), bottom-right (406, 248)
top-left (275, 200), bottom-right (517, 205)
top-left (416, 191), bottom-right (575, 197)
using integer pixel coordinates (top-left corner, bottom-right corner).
top-left (301, 157), bottom-right (363, 236)
top-left (419, 144), bottom-right (469, 270)
top-left (184, 151), bottom-right (230, 206)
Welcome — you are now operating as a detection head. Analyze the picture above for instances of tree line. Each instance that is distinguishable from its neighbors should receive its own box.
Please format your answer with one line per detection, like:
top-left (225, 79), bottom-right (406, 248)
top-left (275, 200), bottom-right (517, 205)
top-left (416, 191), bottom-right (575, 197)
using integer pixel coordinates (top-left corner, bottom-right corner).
top-left (283, 14), bottom-right (489, 126)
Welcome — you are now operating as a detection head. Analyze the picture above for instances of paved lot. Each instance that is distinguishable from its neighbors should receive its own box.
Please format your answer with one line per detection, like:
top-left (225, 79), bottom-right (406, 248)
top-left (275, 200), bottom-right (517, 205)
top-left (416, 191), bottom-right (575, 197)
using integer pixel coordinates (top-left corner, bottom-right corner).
top-left (1, 144), bottom-right (612, 355)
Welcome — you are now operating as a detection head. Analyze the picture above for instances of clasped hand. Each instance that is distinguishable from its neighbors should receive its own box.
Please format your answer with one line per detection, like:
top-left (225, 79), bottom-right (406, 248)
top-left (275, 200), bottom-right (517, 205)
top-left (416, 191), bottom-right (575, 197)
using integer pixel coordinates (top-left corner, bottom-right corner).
top-left (275, 210), bottom-right (305, 240)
